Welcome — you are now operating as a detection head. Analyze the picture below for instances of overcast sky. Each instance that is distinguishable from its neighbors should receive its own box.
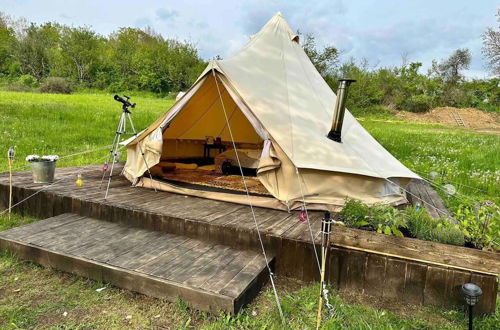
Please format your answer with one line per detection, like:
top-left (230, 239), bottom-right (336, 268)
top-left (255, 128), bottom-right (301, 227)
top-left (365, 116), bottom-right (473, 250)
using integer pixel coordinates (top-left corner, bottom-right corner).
top-left (1, 0), bottom-right (498, 78)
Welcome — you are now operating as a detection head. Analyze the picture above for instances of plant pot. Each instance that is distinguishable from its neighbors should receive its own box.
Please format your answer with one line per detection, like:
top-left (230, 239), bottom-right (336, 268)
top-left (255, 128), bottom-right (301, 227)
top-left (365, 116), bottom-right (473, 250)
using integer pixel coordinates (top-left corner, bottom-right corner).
top-left (29, 161), bottom-right (56, 183)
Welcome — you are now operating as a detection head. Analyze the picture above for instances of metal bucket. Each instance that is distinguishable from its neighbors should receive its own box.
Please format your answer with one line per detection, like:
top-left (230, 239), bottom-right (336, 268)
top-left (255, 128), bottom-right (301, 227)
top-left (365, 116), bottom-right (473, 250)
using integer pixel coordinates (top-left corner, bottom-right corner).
top-left (30, 161), bottom-right (56, 183)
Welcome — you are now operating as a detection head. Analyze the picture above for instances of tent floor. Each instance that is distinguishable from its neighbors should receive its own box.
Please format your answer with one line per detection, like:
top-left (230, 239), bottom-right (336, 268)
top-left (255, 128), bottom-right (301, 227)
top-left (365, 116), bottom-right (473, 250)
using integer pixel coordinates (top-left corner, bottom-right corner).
top-left (0, 213), bottom-right (273, 314)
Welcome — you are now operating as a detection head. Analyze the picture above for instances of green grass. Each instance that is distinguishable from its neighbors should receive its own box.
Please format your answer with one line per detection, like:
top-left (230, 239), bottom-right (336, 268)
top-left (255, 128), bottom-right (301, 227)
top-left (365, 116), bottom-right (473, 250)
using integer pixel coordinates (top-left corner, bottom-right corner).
top-left (0, 90), bottom-right (172, 173)
top-left (359, 118), bottom-right (500, 209)
top-left (0, 90), bottom-right (498, 328)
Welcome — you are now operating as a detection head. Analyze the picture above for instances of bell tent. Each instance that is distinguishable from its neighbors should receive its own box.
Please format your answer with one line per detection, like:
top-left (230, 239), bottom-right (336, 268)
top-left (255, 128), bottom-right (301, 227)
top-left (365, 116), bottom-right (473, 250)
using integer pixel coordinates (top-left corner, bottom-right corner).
top-left (123, 12), bottom-right (419, 211)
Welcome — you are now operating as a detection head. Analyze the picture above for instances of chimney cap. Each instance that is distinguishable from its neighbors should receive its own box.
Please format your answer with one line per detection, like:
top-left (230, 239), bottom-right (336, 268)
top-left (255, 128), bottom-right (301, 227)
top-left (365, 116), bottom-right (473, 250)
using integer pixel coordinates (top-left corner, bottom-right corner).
top-left (338, 78), bottom-right (357, 83)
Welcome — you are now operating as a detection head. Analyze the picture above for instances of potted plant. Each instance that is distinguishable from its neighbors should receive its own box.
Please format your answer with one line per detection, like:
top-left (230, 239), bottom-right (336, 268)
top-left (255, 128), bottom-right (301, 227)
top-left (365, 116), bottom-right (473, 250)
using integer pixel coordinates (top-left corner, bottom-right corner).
top-left (26, 154), bottom-right (59, 183)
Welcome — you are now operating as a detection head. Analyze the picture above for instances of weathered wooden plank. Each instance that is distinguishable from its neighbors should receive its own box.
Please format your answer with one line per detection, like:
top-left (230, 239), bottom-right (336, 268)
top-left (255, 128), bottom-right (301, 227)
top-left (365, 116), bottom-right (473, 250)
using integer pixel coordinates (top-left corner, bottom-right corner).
top-left (184, 247), bottom-right (240, 287)
top-left (403, 262), bottom-right (427, 304)
top-left (470, 273), bottom-right (497, 315)
top-left (137, 238), bottom-right (203, 274)
top-left (344, 250), bottom-right (367, 293)
top-left (151, 242), bottom-right (214, 279)
top-left (108, 233), bottom-right (190, 270)
top-left (330, 226), bottom-right (499, 275)
top-left (423, 266), bottom-right (449, 307)
top-left (383, 258), bottom-right (407, 299)
top-left (363, 254), bottom-right (387, 297)
top-left (79, 229), bottom-right (158, 262)
top-left (201, 250), bottom-right (257, 293)
top-left (0, 213), bottom-right (82, 240)
top-left (219, 253), bottom-right (271, 298)
top-left (445, 269), bottom-right (471, 307)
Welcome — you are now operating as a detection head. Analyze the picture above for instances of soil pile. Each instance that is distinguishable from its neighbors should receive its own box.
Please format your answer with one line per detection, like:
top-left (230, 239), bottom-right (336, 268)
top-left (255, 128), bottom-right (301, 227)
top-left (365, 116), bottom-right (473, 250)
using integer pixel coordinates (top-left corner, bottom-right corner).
top-left (396, 107), bottom-right (499, 130)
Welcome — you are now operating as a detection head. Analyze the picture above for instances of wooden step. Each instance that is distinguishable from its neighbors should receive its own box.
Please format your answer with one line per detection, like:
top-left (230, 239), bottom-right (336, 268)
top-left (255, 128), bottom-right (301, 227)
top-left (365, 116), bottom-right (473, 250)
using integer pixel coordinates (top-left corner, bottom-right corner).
top-left (0, 213), bottom-right (273, 314)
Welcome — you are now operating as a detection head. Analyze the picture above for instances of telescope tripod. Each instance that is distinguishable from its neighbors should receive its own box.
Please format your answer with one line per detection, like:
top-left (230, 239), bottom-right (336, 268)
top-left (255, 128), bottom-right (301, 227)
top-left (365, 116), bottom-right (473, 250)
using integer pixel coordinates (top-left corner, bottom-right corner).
top-left (101, 95), bottom-right (157, 198)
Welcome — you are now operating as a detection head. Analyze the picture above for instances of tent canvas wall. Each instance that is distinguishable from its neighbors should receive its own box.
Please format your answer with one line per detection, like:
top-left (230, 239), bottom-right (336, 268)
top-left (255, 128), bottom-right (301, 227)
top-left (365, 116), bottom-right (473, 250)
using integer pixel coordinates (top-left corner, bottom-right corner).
top-left (123, 12), bottom-right (419, 211)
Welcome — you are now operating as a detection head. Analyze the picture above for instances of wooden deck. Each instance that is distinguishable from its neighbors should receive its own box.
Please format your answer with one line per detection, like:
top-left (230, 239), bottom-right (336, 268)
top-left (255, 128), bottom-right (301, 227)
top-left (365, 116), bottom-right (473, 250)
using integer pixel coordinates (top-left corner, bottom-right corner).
top-left (0, 164), bottom-right (497, 314)
top-left (0, 213), bottom-right (272, 313)
top-left (406, 179), bottom-right (452, 219)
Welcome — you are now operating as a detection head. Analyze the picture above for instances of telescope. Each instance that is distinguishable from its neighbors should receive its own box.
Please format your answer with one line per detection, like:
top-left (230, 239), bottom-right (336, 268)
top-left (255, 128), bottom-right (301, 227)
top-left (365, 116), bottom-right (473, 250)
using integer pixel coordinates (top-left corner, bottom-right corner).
top-left (114, 94), bottom-right (136, 109)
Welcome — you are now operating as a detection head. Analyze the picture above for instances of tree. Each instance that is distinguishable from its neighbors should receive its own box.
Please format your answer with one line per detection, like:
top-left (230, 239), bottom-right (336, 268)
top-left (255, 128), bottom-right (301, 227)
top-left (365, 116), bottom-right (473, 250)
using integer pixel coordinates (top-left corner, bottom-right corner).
top-left (482, 9), bottom-right (500, 76)
top-left (0, 13), bottom-right (15, 74)
top-left (60, 26), bottom-right (102, 83)
top-left (300, 32), bottom-right (339, 78)
top-left (14, 22), bottom-right (60, 80)
top-left (431, 48), bottom-right (471, 83)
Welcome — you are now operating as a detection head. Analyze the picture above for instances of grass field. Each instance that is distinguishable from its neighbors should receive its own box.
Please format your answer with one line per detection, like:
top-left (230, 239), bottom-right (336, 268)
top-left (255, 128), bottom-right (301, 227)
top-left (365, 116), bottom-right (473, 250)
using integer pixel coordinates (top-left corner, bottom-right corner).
top-left (0, 91), bottom-right (174, 173)
top-left (0, 90), bottom-right (499, 328)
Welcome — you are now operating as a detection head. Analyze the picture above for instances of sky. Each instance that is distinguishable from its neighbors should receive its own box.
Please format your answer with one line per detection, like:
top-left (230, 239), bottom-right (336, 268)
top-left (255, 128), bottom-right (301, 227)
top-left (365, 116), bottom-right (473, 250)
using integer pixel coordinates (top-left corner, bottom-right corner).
top-left (1, 0), bottom-right (498, 78)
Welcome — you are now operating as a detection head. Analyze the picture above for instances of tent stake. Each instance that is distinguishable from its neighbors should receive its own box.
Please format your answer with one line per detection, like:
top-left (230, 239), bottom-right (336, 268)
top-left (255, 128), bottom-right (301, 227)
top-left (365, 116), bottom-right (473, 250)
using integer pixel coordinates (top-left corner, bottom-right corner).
top-left (7, 147), bottom-right (15, 221)
top-left (316, 211), bottom-right (332, 329)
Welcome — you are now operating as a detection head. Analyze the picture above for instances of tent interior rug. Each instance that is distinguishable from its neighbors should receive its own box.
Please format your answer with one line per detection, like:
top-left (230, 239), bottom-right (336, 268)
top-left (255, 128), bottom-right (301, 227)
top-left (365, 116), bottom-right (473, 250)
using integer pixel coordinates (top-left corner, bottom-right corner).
top-left (158, 168), bottom-right (271, 196)
top-left (0, 213), bottom-right (273, 314)
top-left (0, 163), bottom-right (497, 314)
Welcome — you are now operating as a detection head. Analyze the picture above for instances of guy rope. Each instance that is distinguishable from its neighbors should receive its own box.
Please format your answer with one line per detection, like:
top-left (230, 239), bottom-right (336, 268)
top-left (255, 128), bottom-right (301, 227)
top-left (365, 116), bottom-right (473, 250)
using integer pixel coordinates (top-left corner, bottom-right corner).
top-left (211, 67), bottom-right (286, 324)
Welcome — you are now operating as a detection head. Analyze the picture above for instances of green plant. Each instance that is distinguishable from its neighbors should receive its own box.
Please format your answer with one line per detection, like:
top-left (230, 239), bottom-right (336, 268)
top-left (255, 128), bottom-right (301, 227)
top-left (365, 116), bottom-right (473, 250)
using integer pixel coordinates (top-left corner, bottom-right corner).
top-left (40, 77), bottom-right (73, 94)
top-left (455, 202), bottom-right (499, 251)
top-left (17, 74), bottom-right (38, 88)
top-left (405, 206), bottom-right (434, 239)
top-left (401, 94), bottom-right (434, 112)
top-left (428, 224), bottom-right (465, 246)
top-left (340, 200), bottom-right (405, 237)
top-left (340, 199), bottom-right (370, 228)
top-left (369, 204), bottom-right (405, 237)
top-left (404, 206), bottom-right (465, 246)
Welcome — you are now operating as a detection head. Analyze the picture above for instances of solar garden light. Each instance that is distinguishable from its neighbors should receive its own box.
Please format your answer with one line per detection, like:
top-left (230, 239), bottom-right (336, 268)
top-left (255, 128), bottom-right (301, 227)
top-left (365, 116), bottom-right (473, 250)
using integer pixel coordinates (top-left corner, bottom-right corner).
top-left (461, 283), bottom-right (482, 330)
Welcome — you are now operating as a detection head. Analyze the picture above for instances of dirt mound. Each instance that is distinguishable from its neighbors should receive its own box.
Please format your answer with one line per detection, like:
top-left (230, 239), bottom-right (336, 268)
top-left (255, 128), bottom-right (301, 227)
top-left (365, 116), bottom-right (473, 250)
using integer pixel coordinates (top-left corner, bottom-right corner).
top-left (396, 107), bottom-right (500, 129)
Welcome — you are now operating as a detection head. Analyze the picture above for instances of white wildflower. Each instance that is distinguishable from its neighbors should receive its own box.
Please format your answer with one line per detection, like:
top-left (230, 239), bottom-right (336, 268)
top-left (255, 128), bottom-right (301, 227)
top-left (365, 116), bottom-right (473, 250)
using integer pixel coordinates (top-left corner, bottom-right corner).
top-left (25, 155), bottom-right (40, 162)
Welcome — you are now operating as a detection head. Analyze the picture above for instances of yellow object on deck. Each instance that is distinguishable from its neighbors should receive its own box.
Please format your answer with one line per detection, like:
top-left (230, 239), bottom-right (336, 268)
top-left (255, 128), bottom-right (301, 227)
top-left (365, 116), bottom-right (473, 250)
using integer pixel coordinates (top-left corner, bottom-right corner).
top-left (75, 174), bottom-right (84, 187)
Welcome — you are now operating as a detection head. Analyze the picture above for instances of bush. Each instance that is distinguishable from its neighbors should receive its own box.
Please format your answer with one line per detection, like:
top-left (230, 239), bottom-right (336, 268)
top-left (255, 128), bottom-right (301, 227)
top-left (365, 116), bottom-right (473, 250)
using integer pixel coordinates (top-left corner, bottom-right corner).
top-left (40, 77), bottom-right (72, 94)
top-left (428, 225), bottom-right (465, 246)
top-left (341, 201), bottom-right (466, 244)
top-left (404, 206), bottom-right (465, 246)
top-left (340, 200), bottom-right (405, 237)
top-left (17, 74), bottom-right (38, 88)
top-left (340, 199), bottom-right (370, 228)
top-left (369, 204), bottom-right (405, 237)
top-left (401, 94), bottom-right (434, 113)
top-left (455, 202), bottom-right (499, 251)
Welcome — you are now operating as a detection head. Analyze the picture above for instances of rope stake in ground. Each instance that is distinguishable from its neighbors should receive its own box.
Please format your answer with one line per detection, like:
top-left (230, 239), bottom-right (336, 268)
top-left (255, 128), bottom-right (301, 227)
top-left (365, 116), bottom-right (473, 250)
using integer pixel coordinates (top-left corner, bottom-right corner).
top-left (316, 211), bottom-right (333, 330)
top-left (211, 68), bottom-right (285, 324)
top-left (7, 147), bottom-right (15, 220)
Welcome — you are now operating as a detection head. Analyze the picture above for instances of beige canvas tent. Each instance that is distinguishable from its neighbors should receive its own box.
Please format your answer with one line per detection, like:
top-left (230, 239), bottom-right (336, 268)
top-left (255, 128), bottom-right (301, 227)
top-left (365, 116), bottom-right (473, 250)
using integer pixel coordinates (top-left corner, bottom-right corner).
top-left (123, 12), bottom-right (419, 211)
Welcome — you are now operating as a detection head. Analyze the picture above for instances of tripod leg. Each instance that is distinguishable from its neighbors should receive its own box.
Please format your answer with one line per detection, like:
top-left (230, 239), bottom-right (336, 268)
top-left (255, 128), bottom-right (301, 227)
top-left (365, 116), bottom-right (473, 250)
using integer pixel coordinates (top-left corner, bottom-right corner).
top-left (126, 113), bottom-right (158, 192)
top-left (100, 120), bottom-right (122, 188)
top-left (105, 113), bottom-right (125, 199)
